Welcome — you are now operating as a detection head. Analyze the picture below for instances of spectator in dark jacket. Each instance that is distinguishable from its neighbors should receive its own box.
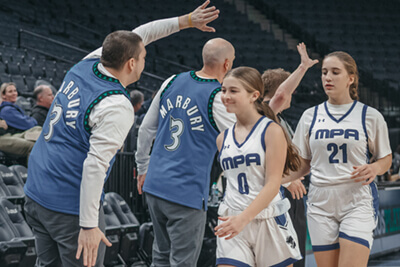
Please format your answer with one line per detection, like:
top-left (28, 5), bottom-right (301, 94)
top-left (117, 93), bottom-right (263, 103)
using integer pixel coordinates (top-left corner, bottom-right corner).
top-left (31, 85), bottom-right (54, 126)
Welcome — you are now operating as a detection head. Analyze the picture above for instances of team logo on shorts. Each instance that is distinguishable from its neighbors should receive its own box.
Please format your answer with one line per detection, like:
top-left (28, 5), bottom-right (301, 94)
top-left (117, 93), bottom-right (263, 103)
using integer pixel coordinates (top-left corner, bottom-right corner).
top-left (286, 236), bottom-right (296, 249)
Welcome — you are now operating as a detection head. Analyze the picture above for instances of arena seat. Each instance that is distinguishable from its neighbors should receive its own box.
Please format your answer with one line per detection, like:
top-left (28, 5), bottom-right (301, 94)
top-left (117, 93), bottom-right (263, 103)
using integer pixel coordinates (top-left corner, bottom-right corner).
top-left (102, 197), bottom-right (123, 267)
top-left (0, 71), bottom-right (9, 84)
top-left (15, 96), bottom-right (33, 115)
top-left (0, 179), bottom-right (11, 199)
top-left (10, 75), bottom-right (29, 95)
top-left (24, 76), bottom-right (37, 92)
top-left (138, 222), bottom-right (153, 266)
top-left (0, 165), bottom-right (25, 200)
top-left (105, 192), bottom-right (140, 265)
top-left (0, 198), bottom-right (36, 266)
top-left (8, 165), bottom-right (28, 184)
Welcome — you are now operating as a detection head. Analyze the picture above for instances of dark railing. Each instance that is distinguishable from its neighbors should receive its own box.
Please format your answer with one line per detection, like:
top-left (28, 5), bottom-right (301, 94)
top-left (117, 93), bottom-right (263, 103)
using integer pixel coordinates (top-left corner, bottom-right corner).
top-left (105, 152), bottom-right (149, 223)
top-left (18, 29), bottom-right (88, 64)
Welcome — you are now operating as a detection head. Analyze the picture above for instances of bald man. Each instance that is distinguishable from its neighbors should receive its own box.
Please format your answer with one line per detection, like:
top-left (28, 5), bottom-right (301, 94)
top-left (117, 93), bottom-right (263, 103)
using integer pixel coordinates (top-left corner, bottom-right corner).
top-left (136, 38), bottom-right (236, 266)
top-left (31, 85), bottom-right (55, 126)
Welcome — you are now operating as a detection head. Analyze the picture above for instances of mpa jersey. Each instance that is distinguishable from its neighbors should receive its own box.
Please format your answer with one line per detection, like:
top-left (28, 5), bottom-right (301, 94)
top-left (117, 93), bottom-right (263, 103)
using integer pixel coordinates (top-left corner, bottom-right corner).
top-left (25, 58), bottom-right (129, 215)
top-left (293, 101), bottom-right (391, 186)
top-left (143, 71), bottom-right (221, 210)
top-left (218, 116), bottom-right (284, 213)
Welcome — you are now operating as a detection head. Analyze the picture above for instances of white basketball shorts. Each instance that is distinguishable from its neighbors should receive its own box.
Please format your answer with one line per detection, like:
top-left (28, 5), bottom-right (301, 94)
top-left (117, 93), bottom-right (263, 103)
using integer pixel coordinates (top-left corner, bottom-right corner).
top-left (216, 210), bottom-right (302, 266)
top-left (307, 182), bottom-right (378, 251)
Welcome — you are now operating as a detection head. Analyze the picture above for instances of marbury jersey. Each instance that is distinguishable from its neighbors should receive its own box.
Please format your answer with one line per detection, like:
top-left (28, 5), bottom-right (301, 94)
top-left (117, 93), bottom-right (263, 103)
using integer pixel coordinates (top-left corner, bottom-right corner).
top-left (294, 101), bottom-right (389, 186)
top-left (218, 117), bottom-right (283, 212)
top-left (143, 71), bottom-right (221, 210)
top-left (25, 58), bottom-right (129, 215)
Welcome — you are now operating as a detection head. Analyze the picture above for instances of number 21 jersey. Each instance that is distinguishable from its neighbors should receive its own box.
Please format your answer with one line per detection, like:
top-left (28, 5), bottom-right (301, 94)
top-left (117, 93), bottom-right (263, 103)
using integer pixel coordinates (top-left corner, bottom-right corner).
top-left (293, 101), bottom-right (391, 186)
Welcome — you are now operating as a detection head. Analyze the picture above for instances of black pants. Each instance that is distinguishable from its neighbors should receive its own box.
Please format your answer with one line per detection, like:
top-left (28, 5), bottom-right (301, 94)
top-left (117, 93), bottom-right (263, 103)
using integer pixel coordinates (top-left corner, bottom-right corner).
top-left (24, 197), bottom-right (106, 267)
top-left (284, 188), bottom-right (306, 267)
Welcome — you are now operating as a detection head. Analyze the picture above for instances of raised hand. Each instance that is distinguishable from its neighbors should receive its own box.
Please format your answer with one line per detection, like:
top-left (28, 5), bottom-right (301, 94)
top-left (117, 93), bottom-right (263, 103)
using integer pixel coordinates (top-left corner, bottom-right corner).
top-left (297, 42), bottom-right (319, 69)
top-left (187, 0), bottom-right (220, 32)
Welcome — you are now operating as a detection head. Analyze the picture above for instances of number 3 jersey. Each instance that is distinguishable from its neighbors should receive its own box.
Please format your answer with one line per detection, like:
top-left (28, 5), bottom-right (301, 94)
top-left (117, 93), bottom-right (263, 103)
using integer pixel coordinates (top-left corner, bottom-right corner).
top-left (143, 71), bottom-right (221, 210)
top-left (218, 117), bottom-right (284, 214)
top-left (25, 58), bottom-right (130, 215)
top-left (293, 101), bottom-right (391, 186)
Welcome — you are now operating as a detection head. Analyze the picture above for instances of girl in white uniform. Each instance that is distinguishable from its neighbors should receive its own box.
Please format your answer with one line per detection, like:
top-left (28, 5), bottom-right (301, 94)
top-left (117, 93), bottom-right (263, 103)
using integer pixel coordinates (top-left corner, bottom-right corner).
top-left (287, 51), bottom-right (392, 267)
top-left (214, 66), bottom-right (302, 267)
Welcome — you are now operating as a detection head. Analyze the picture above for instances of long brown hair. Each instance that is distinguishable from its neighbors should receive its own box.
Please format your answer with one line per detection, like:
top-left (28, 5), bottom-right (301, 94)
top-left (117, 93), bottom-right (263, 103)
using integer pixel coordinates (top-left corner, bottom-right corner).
top-left (323, 51), bottom-right (359, 100)
top-left (225, 67), bottom-right (300, 175)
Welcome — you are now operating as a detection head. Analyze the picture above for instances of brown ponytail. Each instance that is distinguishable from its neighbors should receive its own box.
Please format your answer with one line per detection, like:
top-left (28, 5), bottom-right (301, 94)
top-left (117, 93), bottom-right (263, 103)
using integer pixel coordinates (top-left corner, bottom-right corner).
top-left (225, 67), bottom-right (301, 174)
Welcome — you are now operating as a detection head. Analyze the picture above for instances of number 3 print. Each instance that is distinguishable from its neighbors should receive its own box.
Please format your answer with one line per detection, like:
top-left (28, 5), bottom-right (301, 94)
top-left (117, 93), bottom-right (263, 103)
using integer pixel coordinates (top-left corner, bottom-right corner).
top-left (164, 116), bottom-right (184, 151)
top-left (44, 103), bottom-right (63, 141)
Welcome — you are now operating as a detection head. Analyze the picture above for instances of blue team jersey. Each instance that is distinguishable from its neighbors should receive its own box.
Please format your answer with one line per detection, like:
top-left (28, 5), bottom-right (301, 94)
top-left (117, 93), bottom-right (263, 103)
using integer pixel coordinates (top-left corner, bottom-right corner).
top-left (143, 71), bottom-right (221, 210)
top-left (24, 58), bottom-right (129, 215)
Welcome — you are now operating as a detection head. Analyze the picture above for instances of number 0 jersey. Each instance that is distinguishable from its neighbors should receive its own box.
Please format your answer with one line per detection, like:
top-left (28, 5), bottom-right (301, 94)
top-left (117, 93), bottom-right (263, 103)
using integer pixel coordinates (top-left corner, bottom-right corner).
top-left (143, 71), bottom-right (221, 210)
top-left (218, 117), bottom-right (284, 213)
top-left (293, 101), bottom-right (391, 186)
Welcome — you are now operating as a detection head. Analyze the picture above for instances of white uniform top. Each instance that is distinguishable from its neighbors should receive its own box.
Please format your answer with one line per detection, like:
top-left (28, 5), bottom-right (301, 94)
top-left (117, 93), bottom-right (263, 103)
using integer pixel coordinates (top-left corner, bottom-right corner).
top-left (293, 101), bottom-right (391, 187)
top-left (218, 116), bottom-right (284, 216)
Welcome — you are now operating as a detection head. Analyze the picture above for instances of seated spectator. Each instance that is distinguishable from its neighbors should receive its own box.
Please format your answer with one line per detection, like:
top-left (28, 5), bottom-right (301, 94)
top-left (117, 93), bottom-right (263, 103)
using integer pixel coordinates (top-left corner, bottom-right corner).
top-left (0, 83), bottom-right (38, 133)
top-left (0, 82), bottom-right (41, 157)
top-left (130, 90), bottom-right (144, 113)
top-left (124, 90), bottom-right (144, 152)
top-left (31, 85), bottom-right (55, 126)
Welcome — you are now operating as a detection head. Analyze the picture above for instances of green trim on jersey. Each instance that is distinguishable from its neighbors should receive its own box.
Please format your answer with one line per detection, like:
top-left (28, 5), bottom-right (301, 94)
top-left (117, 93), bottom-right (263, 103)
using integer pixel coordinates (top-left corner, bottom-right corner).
top-left (208, 87), bottom-right (221, 132)
top-left (160, 74), bottom-right (180, 99)
top-left (93, 62), bottom-right (120, 84)
top-left (84, 90), bottom-right (127, 133)
top-left (190, 70), bottom-right (219, 83)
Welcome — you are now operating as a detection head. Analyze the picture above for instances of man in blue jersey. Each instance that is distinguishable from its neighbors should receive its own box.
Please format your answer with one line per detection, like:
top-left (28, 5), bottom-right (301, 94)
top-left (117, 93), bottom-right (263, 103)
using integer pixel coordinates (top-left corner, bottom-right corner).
top-left (23, 2), bottom-right (220, 266)
top-left (136, 37), bottom-right (236, 266)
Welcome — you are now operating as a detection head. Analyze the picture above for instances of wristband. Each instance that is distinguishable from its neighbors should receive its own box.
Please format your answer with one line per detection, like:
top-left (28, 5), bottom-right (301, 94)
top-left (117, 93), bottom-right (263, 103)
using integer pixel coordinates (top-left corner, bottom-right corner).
top-left (188, 13), bottom-right (193, 27)
top-left (81, 227), bottom-right (95, 230)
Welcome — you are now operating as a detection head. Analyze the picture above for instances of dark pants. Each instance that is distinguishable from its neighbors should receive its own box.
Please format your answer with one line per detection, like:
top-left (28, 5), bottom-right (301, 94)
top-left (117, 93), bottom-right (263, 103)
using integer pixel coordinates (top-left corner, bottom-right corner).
top-left (284, 188), bottom-right (306, 267)
top-left (24, 197), bottom-right (106, 267)
top-left (146, 193), bottom-right (206, 267)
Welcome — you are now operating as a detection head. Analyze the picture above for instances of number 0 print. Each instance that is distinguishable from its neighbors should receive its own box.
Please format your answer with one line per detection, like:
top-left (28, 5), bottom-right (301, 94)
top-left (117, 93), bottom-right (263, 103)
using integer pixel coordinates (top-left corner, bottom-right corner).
top-left (238, 173), bottom-right (249, 194)
top-left (44, 103), bottom-right (63, 141)
top-left (164, 116), bottom-right (184, 151)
